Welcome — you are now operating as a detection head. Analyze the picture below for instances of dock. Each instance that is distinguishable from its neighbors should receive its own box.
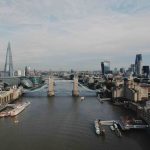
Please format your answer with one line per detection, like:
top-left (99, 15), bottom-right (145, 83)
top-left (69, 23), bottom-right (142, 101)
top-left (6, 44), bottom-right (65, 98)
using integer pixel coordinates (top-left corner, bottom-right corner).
top-left (100, 120), bottom-right (118, 126)
top-left (99, 119), bottom-right (149, 130)
top-left (96, 120), bottom-right (122, 137)
top-left (118, 117), bottom-right (149, 130)
top-left (100, 98), bottom-right (111, 101)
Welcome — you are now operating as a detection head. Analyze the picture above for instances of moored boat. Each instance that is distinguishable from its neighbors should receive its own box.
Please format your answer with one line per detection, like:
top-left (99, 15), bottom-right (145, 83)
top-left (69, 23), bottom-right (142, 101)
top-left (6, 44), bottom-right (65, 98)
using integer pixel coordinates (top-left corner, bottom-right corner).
top-left (94, 119), bottom-right (105, 135)
top-left (9, 101), bottom-right (30, 117)
top-left (94, 120), bottom-right (100, 135)
top-left (110, 125), bottom-right (115, 131)
top-left (81, 97), bottom-right (85, 101)
top-left (113, 122), bottom-right (122, 137)
top-left (0, 111), bottom-right (10, 117)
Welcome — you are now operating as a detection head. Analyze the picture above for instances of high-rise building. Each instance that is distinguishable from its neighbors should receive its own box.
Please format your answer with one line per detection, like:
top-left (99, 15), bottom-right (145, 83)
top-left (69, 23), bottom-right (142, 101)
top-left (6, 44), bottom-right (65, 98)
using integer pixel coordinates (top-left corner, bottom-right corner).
top-left (25, 66), bottom-right (31, 76)
top-left (101, 61), bottom-right (110, 75)
top-left (135, 54), bottom-right (142, 76)
top-left (130, 64), bottom-right (135, 74)
top-left (120, 68), bottom-right (125, 74)
top-left (4, 42), bottom-right (14, 77)
top-left (142, 66), bottom-right (149, 78)
top-left (14, 70), bottom-right (22, 77)
top-left (113, 68), bottom-right (118, 74)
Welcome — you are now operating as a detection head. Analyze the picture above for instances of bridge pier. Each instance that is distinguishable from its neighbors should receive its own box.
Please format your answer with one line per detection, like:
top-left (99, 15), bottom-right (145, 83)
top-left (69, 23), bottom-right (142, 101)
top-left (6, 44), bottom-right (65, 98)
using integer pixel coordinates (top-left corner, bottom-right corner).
top-left (72, 76), bottom-right (79, 97)
top-left (48, 77), bottom-right (55, 97)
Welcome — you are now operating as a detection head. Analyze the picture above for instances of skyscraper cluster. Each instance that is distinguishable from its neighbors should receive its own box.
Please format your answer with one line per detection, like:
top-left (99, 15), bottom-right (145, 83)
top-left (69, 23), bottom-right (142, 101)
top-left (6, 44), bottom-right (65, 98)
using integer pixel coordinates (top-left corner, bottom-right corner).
top-left (100, 54), bottom-right (149, 78)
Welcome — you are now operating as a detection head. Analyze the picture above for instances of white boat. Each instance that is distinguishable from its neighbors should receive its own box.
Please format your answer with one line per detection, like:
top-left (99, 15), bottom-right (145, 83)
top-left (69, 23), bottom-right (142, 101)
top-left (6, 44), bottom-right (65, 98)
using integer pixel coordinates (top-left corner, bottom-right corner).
top-left (81, 97), bottom-right (85, 100)
top-left (113, 123), bottom-right (118, 129)
top-left (94, 119), bottom-right (105, 135)
top-left (9, 101), bottom-right (30, 116)
top-left (110, 125), bottom-right (115, 131)
top-left (94, 120), bottom-right (100, 135)
top-left (96, 128), bottom-right (100, 134)
top-left (113, 123), bottom-right (122, 137)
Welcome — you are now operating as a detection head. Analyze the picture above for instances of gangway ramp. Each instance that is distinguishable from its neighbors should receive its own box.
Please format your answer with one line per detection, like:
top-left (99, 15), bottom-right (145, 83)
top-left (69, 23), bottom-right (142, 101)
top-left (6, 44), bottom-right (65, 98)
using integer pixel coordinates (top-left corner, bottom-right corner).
top-left (100, 120), bottom-right (118, 126)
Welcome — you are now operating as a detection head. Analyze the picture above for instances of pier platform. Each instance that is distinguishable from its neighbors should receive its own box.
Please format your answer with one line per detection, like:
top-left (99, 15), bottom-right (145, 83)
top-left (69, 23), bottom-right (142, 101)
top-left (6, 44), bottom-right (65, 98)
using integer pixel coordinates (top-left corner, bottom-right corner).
top-left (118, 117), bottom-right (149, 130)
top-left (99, 118), bottom-right (149, 130)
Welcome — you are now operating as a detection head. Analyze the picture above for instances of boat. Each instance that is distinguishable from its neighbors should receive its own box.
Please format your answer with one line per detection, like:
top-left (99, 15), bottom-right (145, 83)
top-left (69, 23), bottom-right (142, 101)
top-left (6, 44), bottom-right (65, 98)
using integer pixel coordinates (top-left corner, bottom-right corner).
top-left (0, 111), bottom-right (10, 117)
top-left (9, 101), bottom-right (30, 117)
top-left (94, 120), bottom-right (100, 135)
top-left (115, 128), bottom-right (122, 137)
top-left (110, 125), bottom-right (115, 131)
top-left (81, 97), bottom-right (85, 100)
top-left (94, 119), bottom-right (105, 135)
top-left (113, 123), bottom-right (118, 129)
top-left (113, 122), bottom-right (122, 137)
top-left (96, 128), bottom-right (100, 134)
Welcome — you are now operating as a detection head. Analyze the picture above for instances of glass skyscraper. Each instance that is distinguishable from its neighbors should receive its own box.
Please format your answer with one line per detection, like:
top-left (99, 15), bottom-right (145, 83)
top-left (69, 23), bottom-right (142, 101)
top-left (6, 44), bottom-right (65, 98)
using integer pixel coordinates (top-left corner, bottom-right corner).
top-left (101, 61), bottom-right (110, 75)
top-left (4, 42), bottom-right (14, 77)
top-left (142, 66), bottom-right (149, 78)
top-left (135, 54), bottom-right (142, 76)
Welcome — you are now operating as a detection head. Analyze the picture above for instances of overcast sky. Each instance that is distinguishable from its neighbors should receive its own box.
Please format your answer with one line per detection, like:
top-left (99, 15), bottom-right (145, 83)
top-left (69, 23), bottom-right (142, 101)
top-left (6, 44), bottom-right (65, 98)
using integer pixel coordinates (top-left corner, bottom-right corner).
top-left (0, 0), bottom-right (150, 71)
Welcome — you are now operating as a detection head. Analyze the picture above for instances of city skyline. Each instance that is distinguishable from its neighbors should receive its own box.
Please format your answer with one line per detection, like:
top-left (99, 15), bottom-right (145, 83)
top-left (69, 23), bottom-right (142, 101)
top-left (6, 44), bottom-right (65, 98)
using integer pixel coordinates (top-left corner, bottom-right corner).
top-left (0, 0), bottom-right (150, 70)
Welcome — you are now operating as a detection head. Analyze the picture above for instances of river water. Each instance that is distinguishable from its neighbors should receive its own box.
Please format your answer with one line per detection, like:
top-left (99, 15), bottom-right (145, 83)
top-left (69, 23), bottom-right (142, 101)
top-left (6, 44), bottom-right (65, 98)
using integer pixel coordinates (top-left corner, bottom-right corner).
top-left (0, 81), bottom-right (150, 150)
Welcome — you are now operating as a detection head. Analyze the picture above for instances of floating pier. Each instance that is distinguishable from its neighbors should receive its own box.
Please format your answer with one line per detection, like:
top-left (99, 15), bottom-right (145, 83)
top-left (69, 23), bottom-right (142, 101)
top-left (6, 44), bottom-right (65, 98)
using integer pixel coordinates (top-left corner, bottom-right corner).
top-left (118, 117), bottom-right (149, 130)
top-left (99, 118), bottom-right (149, 130)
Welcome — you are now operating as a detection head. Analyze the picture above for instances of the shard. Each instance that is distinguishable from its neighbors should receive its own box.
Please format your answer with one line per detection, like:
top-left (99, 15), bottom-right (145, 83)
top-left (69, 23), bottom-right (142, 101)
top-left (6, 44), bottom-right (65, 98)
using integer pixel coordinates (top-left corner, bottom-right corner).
top-left (4, 42), bottom-right (14, 77)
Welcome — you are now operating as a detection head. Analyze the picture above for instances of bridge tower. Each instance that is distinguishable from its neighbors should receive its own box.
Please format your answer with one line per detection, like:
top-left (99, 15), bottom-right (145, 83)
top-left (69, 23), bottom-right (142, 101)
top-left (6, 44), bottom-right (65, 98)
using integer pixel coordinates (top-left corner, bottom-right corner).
top-left (72, 75), bottom-right (79, 97)
top-left (48, 76), bottom-right (55, 97)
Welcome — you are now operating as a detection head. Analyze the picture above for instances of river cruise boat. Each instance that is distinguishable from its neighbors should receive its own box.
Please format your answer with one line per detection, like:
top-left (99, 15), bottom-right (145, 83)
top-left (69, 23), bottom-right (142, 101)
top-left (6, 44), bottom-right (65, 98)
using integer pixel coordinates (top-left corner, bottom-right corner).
top-left (9, 101), bottom-right (30, 116)
top-left (0, 111), bottom-right (10, 117)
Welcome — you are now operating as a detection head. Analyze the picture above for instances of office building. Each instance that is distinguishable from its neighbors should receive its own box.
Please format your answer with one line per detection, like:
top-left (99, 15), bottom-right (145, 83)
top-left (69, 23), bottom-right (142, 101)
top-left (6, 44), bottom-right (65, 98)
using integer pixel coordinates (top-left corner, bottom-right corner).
top-left (25, 66), bottom-right (31, 76)
top-left (142, 66), bottom-right (149, 78)
top-left (135, 54), bottom-right (142, 76)
top-left (101, 61), bottom-right (110, 75)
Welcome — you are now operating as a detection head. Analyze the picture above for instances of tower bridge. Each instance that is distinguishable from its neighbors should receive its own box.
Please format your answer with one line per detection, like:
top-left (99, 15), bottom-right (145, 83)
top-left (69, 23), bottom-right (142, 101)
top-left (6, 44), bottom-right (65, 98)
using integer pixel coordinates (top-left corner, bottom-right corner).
top-left (23, 76), bottom-right (96, 97)
top-left (48, 75), bottom-right (80, 97)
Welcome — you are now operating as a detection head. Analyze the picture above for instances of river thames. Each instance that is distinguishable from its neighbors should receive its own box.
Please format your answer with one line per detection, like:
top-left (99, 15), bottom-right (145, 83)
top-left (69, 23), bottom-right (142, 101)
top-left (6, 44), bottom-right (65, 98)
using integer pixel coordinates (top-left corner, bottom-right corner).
top-left (0, 81), bottom-right (150, 150)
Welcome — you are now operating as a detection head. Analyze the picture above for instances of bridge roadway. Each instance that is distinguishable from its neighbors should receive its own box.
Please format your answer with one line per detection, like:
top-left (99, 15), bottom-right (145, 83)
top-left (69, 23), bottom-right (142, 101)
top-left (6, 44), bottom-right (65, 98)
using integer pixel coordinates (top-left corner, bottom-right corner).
top-left (23, 80), bottom-right (97, 97)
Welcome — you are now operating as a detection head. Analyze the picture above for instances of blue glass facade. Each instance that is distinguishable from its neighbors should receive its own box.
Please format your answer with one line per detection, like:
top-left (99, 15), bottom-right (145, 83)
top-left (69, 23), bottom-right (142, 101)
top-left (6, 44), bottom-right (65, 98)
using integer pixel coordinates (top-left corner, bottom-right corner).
top-left (101, 61), bottom-right (110, 75)
top-left (135, 54), bottom-right (142, 76)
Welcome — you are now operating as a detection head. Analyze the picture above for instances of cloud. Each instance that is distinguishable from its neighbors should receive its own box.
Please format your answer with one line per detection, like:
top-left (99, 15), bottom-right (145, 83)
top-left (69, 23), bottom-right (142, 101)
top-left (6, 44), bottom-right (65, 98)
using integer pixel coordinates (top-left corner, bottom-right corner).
top-left (0, 0), bottom-right (150, 70)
